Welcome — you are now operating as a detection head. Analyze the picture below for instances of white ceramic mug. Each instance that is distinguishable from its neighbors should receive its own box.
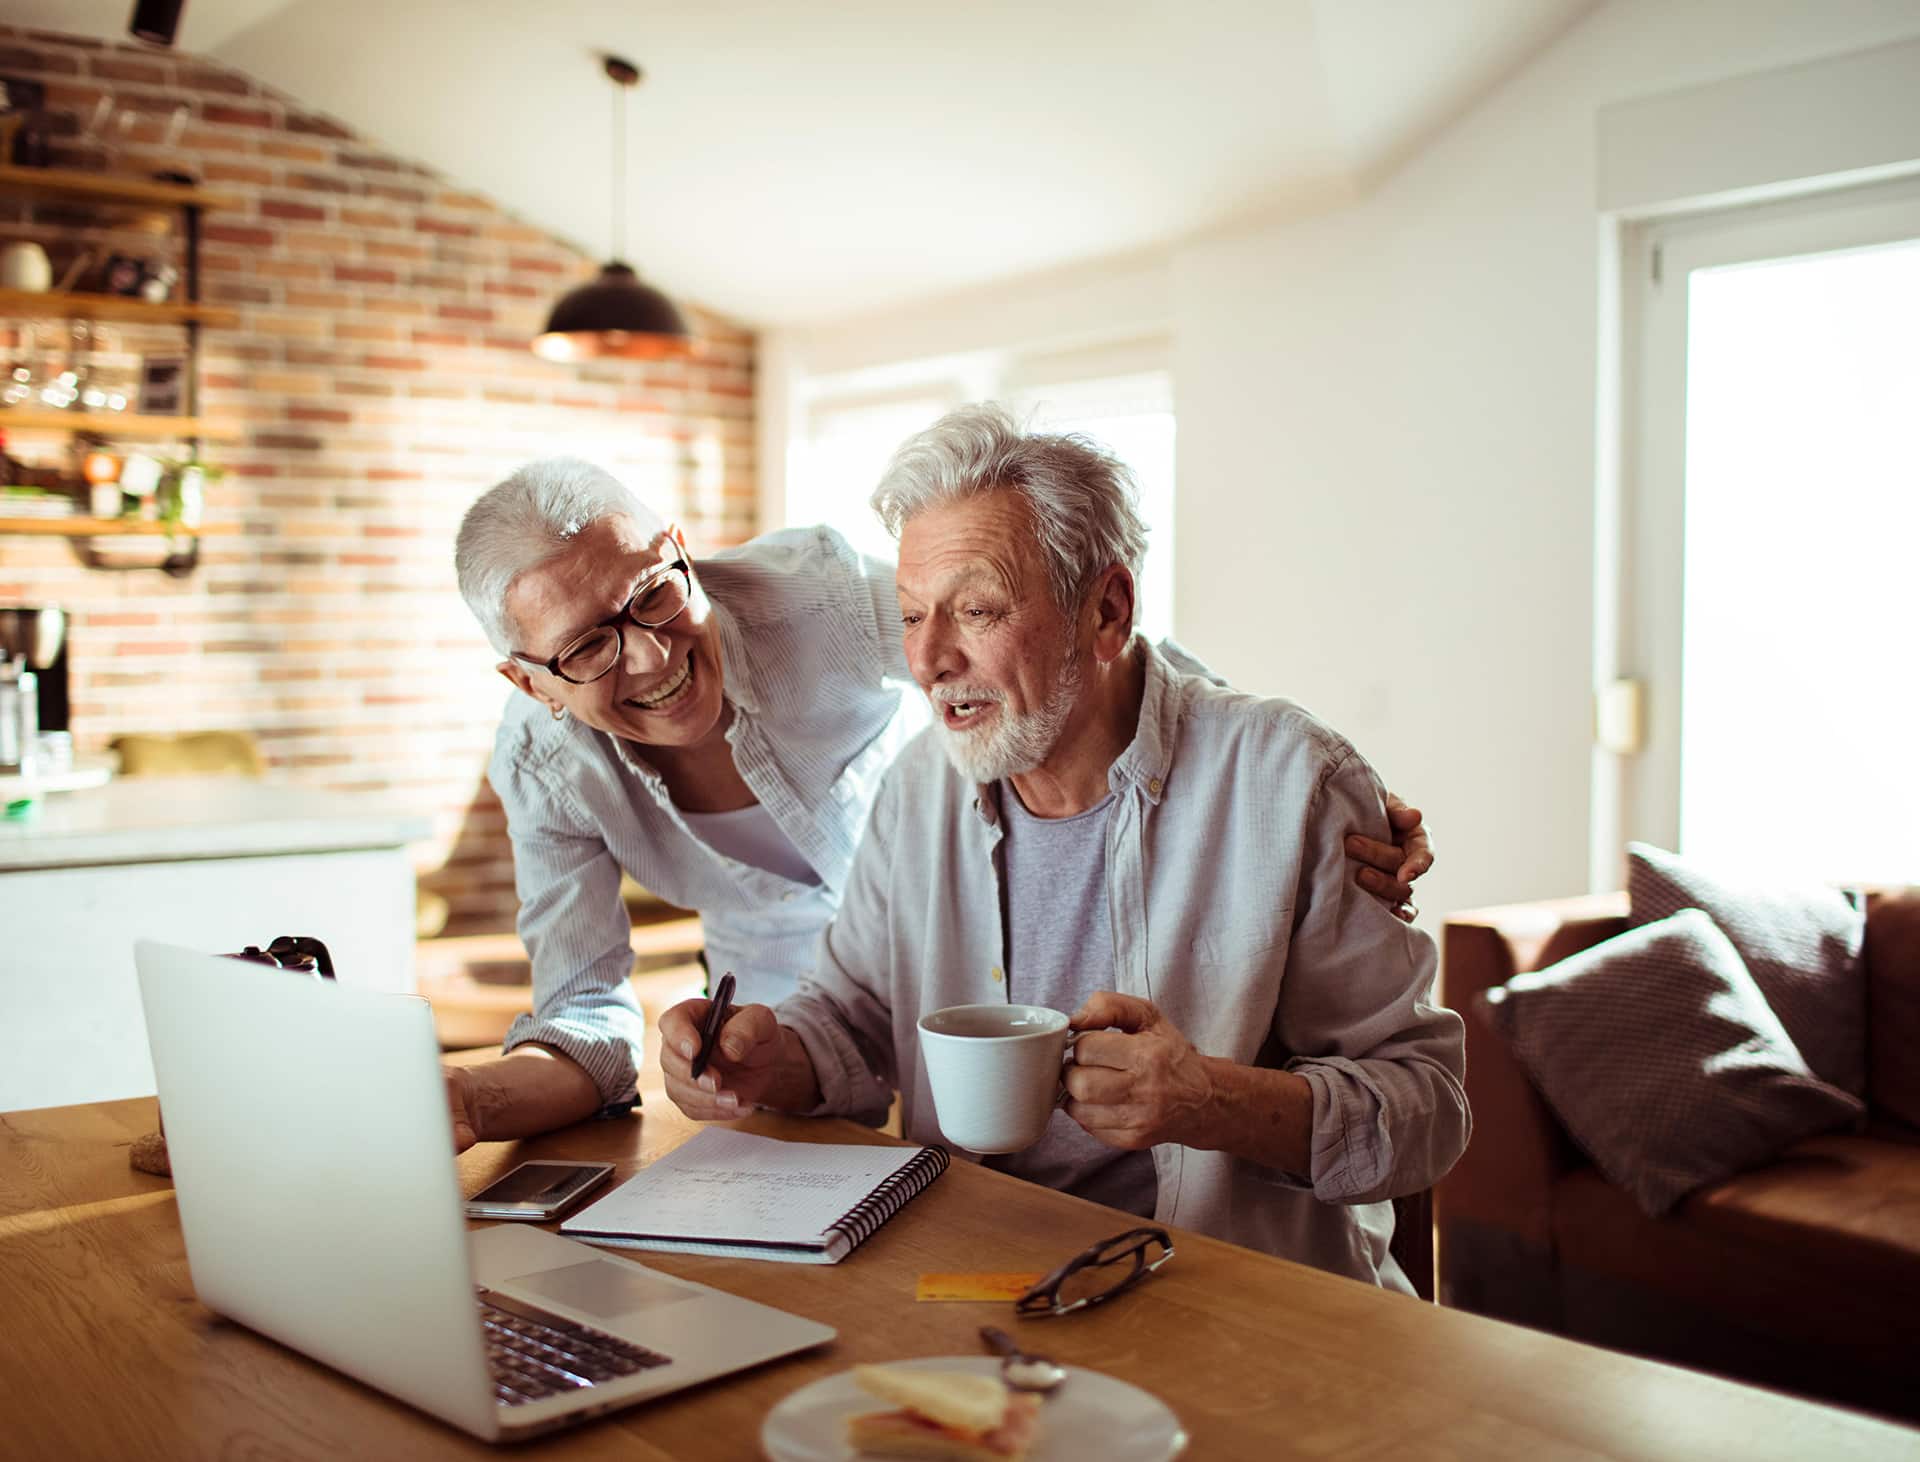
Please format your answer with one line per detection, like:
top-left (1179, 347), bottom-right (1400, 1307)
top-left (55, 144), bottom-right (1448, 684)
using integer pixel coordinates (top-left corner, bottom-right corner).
top-left (918, 1003), bottom-right (1074, 1154)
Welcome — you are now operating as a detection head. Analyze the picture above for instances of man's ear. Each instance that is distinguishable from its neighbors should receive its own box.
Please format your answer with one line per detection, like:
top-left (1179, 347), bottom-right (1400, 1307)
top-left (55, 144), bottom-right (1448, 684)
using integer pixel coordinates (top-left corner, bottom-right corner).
top-left (498, 660), bottom-right (563, 715)
top-left (1088, 565), bottom-right (1137, 664)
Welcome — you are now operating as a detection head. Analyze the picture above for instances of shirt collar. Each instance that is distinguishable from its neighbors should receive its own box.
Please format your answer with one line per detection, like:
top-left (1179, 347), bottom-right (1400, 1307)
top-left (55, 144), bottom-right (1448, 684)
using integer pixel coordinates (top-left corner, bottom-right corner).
top-left (1106, 636), bottom-right (1175, 805)
top-left (705, 587), bottom-right (760, 716)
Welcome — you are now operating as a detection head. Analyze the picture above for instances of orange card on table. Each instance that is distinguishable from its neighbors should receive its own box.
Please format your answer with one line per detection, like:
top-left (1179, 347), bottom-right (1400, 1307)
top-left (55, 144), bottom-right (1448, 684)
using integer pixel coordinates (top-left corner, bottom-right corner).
top-left (915, 1273), bottom-right (1046, 1302)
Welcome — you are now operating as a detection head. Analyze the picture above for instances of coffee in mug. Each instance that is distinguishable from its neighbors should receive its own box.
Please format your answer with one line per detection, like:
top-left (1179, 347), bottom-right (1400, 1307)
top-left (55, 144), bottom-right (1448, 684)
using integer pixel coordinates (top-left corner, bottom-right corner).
top-left (918, 1003), bottom-right (1073, 1154)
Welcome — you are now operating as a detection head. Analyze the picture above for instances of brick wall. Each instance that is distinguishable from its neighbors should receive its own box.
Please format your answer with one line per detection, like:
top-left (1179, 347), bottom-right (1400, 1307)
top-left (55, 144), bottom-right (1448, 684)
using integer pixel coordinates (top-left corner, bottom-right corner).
top-left (0, 26), bottom-right (757, 935)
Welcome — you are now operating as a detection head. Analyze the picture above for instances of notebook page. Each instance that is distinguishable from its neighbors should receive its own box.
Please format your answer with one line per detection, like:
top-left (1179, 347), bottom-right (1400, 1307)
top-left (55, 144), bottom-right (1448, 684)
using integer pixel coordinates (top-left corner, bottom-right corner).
top-left (564, 1129), bottom-right (924, 1246)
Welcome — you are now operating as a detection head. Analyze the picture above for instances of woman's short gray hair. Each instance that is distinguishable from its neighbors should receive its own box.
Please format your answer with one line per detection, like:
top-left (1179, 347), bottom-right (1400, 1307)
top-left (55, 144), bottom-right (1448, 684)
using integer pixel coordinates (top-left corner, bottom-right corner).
top-left (870, 403), bottom-right (1148, 620)
top-left (455, 457), bottom-right (650, 654)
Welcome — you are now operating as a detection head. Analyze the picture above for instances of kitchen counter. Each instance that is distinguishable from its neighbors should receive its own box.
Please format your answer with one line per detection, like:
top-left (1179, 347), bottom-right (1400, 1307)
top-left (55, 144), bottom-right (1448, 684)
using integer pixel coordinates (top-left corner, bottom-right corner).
top-left (0, 777), bottom-right (432, 1111)
top-left (0, 775), bottom-right (431, 869)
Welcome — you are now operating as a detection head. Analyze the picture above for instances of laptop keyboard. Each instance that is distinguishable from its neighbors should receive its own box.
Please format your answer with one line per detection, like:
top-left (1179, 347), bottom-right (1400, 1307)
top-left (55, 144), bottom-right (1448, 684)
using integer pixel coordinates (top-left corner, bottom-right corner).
top-left (478, 1289), bottom-right (673, 1407)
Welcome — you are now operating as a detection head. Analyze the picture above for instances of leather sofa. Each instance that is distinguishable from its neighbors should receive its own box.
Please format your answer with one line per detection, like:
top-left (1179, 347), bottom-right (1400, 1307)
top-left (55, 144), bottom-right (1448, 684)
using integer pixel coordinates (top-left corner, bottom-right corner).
top-left (1436, 889), bottom-right (1920, 1423)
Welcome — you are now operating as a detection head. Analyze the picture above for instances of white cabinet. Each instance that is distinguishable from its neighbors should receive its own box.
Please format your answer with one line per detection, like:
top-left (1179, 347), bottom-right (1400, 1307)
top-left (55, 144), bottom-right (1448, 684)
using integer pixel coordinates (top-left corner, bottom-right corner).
top-left (0, 779), bottom-right (430, 1110)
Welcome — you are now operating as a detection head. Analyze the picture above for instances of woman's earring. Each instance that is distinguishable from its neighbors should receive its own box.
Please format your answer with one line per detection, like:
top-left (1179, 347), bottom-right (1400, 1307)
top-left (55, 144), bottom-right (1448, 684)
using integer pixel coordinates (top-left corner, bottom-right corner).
top-left (551, 705), bottom-right (566, 722)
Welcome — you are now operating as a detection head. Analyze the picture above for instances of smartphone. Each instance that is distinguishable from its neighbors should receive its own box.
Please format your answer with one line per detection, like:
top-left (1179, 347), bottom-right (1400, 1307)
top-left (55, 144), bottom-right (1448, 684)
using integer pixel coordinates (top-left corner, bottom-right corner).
top-left (462, 1160), bottom-right (614, 1222)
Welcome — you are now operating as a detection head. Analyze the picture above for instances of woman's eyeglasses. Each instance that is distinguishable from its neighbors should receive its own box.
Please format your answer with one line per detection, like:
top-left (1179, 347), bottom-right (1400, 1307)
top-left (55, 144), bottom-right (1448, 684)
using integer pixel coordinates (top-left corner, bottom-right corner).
top-left (509, 561), bottom-right (692, 685)
top-left (1015, 1226), bottom-right (1174, 1318)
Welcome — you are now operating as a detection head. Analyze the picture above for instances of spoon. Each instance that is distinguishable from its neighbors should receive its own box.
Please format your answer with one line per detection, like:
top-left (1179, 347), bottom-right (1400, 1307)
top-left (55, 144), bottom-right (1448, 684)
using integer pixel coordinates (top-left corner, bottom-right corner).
top-left (979, 1326), bottom-right (1068, 1395)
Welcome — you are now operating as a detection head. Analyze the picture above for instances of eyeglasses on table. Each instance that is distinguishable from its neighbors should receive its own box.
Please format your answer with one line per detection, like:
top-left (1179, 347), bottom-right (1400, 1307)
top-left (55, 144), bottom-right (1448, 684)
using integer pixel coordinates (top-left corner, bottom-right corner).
top-left (1016, 1226), bottom-right (1174, 1318)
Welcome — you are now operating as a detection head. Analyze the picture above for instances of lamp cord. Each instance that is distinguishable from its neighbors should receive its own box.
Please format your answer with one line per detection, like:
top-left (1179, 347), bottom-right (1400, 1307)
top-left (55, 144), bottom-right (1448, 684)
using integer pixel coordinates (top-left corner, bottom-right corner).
top-left (611, 76), bottom-right (626, 263)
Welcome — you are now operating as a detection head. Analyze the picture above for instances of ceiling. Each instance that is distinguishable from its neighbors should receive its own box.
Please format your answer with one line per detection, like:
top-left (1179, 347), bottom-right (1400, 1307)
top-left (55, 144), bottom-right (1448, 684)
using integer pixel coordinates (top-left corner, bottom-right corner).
top-left (22, 0), bottom-right (1599, 327)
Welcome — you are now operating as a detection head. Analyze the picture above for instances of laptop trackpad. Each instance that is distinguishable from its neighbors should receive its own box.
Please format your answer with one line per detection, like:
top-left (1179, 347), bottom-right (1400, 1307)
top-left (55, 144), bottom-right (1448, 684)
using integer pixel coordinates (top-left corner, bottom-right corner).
top-left (508, 1259), bottom-right (703, 1321)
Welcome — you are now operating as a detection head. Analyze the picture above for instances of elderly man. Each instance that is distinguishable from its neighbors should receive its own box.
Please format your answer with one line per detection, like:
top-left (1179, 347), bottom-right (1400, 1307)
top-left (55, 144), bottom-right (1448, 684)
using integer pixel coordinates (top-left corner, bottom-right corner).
top-left (448, 457), bottom-right (1434, 1153)
top-left (659, 406), bottom-right (1468, 1290)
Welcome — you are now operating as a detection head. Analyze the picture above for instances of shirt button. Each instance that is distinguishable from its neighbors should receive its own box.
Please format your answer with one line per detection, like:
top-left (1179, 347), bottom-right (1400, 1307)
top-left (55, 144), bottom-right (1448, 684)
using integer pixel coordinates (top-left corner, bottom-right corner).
top-left (1148, 777), bottom-right (1162, 795)
top-left (990, 967), bottom-right (1003, 984)
top-left (781, 891), bottom-right (796, 902)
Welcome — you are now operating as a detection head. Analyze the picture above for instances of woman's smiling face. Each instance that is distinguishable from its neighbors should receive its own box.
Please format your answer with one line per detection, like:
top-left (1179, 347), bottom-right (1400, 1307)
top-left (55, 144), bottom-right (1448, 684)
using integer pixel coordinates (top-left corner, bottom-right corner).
top-left (501, 514), bottom-right (727, 748)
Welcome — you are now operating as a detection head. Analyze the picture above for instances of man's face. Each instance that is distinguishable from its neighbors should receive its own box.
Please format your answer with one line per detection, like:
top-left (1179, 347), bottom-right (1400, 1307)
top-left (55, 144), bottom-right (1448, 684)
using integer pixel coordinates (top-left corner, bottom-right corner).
top-left (501, 514), bottom-right (727, 748)
top-left (896, 490), bottom-right (1086, 783)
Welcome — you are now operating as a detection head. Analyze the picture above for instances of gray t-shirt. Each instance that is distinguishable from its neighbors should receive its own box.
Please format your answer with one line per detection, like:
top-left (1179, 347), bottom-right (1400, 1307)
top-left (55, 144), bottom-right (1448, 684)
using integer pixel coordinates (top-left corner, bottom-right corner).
top-left (985, 783), bottom-right (1158, 1218)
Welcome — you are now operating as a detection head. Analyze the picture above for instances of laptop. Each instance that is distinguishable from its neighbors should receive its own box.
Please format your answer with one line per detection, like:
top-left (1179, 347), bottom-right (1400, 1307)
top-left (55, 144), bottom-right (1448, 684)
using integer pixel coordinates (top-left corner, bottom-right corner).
top-left (133, 939), bottom-right (835, 1443)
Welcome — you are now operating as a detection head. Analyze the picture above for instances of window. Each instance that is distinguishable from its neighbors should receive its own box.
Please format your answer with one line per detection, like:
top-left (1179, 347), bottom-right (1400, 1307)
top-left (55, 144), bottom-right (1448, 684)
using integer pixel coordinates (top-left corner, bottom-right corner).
top-left (1611, 178), bottom-right (1920, 885)
top-left (785, 343), bottom-right (1176, 640)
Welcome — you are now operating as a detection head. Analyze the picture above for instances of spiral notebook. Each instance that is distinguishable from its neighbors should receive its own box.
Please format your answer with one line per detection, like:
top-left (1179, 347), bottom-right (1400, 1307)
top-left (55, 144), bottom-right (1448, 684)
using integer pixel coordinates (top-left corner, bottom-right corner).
top-left (560, 1128), bottom-right (949, 1264)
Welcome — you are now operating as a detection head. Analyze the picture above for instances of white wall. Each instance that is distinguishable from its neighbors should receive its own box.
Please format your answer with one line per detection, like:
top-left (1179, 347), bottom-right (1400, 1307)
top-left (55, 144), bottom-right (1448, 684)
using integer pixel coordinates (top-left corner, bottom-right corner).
top-left (764, 0), bottom-right (1920, 925)
top-left (1173, 0), bottom-right (1920, 922)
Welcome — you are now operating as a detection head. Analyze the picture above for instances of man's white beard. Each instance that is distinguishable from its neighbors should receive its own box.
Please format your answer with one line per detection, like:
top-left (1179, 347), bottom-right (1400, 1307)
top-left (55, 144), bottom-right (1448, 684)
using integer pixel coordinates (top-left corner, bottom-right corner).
top-left (931, 652), bottom-right (1084, 785)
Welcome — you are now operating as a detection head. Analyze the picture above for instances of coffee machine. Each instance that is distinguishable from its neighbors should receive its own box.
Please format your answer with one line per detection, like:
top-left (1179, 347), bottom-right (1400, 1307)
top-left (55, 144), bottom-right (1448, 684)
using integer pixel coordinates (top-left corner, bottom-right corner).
top-left (0, 606), bottom-right (69, 733)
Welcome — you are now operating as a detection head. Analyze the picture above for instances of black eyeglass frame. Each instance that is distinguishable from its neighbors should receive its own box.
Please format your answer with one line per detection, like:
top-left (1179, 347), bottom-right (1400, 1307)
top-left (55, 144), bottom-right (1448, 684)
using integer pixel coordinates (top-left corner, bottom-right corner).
top-left (1015, 1226), bottom-right (1174, 1318)
top-left (508, 559), bottom-right (693, 685)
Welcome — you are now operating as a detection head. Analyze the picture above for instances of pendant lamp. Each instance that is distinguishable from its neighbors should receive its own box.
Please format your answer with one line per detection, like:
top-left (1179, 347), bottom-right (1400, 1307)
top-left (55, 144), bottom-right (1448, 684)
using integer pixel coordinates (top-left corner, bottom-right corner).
top-left (532, 56), bottom-right (692, 362)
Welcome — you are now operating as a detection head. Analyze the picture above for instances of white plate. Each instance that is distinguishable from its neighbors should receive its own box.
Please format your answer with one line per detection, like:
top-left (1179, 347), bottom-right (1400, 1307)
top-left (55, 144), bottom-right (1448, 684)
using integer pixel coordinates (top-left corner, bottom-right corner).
top-left (761, 1355), bottom-right (1188, 1461)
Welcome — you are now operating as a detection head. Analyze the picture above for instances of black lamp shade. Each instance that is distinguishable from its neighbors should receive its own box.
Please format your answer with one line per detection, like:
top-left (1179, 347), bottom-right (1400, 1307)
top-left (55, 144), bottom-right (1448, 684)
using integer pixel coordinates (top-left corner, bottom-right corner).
top-left (532, 262), bottom-right (693, 362)
top-left (129, 0), bottom-right (187, 46)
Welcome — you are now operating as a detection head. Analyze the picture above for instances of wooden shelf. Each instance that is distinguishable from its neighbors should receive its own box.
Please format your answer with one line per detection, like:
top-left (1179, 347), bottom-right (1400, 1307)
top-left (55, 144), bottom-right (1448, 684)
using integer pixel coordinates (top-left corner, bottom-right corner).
top-left (0, 517), bottom-right (238, 537)
top-left (0, 289), bottom-right (239, 328)
top-left (0, 164), bottom-right (236, 212)
top-left (0, 409), bottom-right (241, 441)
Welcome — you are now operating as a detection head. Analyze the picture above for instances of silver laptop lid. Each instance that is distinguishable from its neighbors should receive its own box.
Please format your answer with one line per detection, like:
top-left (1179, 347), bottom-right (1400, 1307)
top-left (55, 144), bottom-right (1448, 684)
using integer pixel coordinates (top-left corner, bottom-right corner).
top-left (134, 940), bottom-right (499, 1440)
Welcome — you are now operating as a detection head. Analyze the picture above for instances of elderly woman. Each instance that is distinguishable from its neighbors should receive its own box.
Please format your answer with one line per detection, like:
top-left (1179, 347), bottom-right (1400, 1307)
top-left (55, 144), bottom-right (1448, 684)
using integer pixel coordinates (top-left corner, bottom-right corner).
top-left (445, 455), bottom-right (1432, 1149)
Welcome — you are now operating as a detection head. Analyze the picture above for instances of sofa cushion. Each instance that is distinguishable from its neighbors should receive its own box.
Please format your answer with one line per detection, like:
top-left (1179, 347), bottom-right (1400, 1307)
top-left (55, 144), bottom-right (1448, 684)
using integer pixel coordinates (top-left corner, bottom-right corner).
top-left (1627, 843), bottom-right (1867, 1094)
top-left (1551, 1158), bottom-right (1920, 1357)
top-left (1480, 910), bottom-right (1864, 1216)
top-left (1866, 888), bottom-right (1920, 1129)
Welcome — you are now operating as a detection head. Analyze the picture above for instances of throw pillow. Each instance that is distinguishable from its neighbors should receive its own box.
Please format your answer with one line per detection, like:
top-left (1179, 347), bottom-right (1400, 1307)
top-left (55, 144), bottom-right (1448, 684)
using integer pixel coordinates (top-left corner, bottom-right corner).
top-left (1479, 909), bottom-right (1864, 1217)
top-left (1627, 842), bottom-right (1867, 1095)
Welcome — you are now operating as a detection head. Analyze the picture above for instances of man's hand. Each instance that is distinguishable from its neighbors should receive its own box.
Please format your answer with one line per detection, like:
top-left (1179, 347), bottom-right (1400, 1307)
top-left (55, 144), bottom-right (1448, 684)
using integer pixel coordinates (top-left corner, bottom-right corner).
top-left (1063, 992), bottom-right (1218, 1151)
top-left (445, 1065), bottom-right (480, 1152)
top-left (658, 997), bottom-right (809, 1120)
top-left (1345, 790), bottom-right (1433, 920)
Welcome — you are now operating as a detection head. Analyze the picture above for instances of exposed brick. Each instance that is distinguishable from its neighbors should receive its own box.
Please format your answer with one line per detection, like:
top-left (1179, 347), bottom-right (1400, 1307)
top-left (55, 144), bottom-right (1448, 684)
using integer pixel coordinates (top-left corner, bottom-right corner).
top-left (287, 403), bottom-right (352, 423)
top-left (179, 67), bottom-right (253, 96)
top-left (260, 198), bottom-right (327, 222)
top-left (286, 113), bottom-right (352, 140)
top-left (362, 353), bottom-right (428, 372)
top-left (363, 239), bottom-right (428, 261)
top-left (259, 139), bottom-right (332, 164)
top-left (204, 222), bottom-right (276, 248)
top-left (178, 126), bottom-right (250, 154)
top-left (415, 216), bottom-right (476, 238)
top-left (202, 103), bottom-right (276, 129)
top-left (337, 151), bottom-right (402, 173)
top-left (287, 171), bottom-right (355, 194)
top-left (336, 322), bottom-right (402, 343)
top-left (334, 264), bottom-right (397, 286)
top-left (88, 57), bottom-right (169, 84)
top-left (366, 183), bottom-right (427, 206)
top-left (283, 287), bottom-right (355, 311)
top-left (203, 161), bottom-right (274, 187)
top-left (508, 255), bottom-right (568, 274)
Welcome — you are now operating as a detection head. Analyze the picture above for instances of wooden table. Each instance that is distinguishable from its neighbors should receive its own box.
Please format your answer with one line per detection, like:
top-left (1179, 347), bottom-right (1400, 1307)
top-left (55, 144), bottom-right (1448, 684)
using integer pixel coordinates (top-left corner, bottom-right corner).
top-left (3, 1096), bottom-right (1916, 1462)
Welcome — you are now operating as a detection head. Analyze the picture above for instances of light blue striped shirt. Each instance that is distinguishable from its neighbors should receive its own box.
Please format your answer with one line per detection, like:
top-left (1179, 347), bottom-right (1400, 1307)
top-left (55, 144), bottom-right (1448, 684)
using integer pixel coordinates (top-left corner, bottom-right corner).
top-left (778, 640), bottom-right (1471, 1289)
top-left (490, 526), bottom-right (922, 1106)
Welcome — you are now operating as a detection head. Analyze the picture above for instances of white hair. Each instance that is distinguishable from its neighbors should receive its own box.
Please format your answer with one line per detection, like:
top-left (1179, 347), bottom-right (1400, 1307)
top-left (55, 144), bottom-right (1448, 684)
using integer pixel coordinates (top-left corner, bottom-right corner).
top-left (455, 458), bottom-right (655, 654)
top-left (870, 402), bottom-right (1148, 623)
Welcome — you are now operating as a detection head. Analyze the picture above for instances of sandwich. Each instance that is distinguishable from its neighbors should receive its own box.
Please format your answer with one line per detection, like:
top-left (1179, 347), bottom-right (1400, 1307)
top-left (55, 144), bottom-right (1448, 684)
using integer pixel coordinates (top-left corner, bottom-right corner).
top-left (845, 1363), bottom-right (1042, 1460)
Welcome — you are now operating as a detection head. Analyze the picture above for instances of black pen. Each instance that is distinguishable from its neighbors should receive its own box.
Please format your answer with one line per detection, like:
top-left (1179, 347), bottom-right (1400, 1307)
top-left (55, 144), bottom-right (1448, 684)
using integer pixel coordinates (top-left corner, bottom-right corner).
top-left (689, 971), bottom-right (736, 1081)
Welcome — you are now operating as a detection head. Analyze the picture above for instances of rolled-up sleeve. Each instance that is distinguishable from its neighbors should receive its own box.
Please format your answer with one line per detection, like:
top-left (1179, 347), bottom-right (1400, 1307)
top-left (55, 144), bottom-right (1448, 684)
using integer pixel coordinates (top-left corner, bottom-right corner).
top-left (1277, 749), bottom-right (1470, 1203)
top-left (492, 746), bottom-right (645, 1106)
top-left (776, 770), bottom-right (901, 1126)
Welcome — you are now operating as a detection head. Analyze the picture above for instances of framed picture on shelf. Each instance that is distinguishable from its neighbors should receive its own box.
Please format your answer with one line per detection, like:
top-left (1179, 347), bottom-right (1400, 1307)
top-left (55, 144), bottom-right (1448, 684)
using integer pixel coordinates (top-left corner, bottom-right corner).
top-left (137, 356), bottom-right (186, 416)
